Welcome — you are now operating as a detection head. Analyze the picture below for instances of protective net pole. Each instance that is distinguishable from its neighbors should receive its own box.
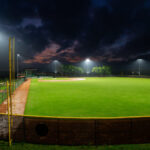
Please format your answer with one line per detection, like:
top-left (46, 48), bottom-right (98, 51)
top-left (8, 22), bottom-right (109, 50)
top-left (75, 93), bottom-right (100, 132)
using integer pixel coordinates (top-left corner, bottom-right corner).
top-left (9, 37), bottom-right (13, 146)
top-left (12, 37), bottom-right (16, 112)
top-left (7, 81), bottom-right (11, 146)
top-left (13, 37), bottom-right (15, 91)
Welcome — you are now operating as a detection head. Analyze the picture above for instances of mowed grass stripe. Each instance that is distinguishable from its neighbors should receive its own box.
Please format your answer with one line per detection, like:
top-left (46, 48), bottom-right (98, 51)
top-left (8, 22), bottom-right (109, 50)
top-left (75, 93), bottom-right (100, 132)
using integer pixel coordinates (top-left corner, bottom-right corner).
top-left (25, 77), bottom-right (150, 117)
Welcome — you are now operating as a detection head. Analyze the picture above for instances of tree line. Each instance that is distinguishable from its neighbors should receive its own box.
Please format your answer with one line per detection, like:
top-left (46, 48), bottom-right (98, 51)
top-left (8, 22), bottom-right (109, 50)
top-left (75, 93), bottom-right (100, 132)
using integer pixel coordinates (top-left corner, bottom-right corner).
top-left (92, 66), bottom-right (111, 75)
top-left (59, 65), bottom-right (111, 76)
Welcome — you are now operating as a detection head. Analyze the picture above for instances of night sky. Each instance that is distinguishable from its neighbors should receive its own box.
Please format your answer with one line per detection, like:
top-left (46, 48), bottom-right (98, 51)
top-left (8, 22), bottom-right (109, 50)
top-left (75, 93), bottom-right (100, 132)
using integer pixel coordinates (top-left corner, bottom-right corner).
top-left (0, 0), bottom-right (150, 70)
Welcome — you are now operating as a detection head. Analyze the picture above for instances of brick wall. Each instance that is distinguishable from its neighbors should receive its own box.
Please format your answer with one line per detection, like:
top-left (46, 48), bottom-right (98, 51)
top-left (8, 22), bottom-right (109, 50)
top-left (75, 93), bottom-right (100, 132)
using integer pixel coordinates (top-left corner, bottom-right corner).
top-left (1, 114), bottom-right (150, 145)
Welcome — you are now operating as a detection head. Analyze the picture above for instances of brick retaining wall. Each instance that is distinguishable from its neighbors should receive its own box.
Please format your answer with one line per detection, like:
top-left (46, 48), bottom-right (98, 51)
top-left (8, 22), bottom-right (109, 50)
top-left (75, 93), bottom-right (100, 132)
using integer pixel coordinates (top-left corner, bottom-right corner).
top-left (1, 114), bottom-right (150, 145)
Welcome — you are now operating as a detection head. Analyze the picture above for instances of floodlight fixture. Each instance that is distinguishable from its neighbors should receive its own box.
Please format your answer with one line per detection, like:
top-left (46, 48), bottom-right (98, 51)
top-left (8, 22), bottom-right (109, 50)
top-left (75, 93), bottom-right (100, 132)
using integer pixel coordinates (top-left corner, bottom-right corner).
top-left (17, 54), bottom-right (21, 78)
top-left (84, 58), bottom-right (91, 75)
top-left (137, 58), bottom-right (143, 76)
top-left (85, 58), bottom-right (90, 63)
top-left (53, 60), bottom-right (59, 74)
top-left (54, 60), bottom-right (58, 63)
top-left (137, 59), bottom-right (142, 62)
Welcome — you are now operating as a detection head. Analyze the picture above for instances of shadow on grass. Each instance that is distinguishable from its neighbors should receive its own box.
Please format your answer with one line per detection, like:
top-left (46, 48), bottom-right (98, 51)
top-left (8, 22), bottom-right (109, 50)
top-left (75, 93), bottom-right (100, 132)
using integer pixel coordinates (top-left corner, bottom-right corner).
top-left (1, 141), bottom-right (150, 150)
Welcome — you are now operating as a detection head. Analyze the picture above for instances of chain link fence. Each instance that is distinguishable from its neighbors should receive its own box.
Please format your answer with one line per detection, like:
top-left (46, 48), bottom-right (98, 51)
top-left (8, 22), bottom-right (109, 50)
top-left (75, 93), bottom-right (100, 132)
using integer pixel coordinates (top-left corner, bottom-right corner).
top-left (0, 78), bottom-right (25, 115)
top-left (0, 78), bottom-right (25, 103)
top-left (0, 82), bottom-right (7, 104)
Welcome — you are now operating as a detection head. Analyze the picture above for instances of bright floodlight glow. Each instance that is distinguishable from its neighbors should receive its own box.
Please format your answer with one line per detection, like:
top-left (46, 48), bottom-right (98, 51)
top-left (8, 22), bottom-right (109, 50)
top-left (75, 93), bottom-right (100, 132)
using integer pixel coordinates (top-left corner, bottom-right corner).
top-left (137, 59), bottom-right (143, 76)
top-left (84, 58), bottom-right (91, 74)
top-left (85, 58), bottom-right (90, 62)
top-left (17, 54), bottom-right (20, 57)
top-left (53, 60), bottom-right (59, 74)
top-left (137, 59), bottom-right (142, 62)
top-left (0, 33), bottom-right (2, 41)
top-left (54, 60), bottom-right (58, 63)
top-left (0, 33), bottom-right (6, 42)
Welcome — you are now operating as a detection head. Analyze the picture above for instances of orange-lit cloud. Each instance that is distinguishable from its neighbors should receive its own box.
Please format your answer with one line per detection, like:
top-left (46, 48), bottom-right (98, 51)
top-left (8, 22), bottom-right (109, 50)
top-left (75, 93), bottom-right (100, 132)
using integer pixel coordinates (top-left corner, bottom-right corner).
top-left (108, 57), bottom-right (125, 62)
top-left (24, 41), bottom-right (125, 64)
top-left (63, 55), bottom-right (83, 63)
top-left (24, 42), bottom-right (77, 64)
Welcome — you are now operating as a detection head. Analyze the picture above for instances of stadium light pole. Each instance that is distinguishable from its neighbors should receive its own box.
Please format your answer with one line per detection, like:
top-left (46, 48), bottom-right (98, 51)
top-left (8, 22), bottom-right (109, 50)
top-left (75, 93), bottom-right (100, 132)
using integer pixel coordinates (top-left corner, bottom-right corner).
top-left (17, 54), bottom-right (20, 78)
top-left (53, 60), bottom-right (58, 77)
top-left (137, 59), bottom-right (142, 76)
top-left (85, 58), bottom-right (90, 75)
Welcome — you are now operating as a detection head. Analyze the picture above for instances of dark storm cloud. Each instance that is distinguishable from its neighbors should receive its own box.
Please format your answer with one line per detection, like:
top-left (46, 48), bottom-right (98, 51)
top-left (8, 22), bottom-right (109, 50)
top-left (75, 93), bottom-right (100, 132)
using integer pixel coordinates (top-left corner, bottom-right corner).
top-left (0, 0), bottom-right (150, 65)
top-left (37, 0), bottom-right (91, 48)
top-left (0, 0), bottom-right (36, 25)
top-left (76, 0), bottom-right (150, 58)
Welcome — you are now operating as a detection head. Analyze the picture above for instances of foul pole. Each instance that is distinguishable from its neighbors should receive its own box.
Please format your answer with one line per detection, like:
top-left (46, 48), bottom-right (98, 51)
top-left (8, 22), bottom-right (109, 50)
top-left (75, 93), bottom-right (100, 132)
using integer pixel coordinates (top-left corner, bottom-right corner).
top-left (9, 37), bottom-right (12, 145)
top-left (7, 81), bottom-right (11, 146)
top-left (12, 37), bottom-right (15, 90)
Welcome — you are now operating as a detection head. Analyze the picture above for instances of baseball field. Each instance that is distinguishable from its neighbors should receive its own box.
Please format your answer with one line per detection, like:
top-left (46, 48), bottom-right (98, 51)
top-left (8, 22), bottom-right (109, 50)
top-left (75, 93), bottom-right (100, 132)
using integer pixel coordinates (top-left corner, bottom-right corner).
top-left (24, 77), bottom-right (150, 117)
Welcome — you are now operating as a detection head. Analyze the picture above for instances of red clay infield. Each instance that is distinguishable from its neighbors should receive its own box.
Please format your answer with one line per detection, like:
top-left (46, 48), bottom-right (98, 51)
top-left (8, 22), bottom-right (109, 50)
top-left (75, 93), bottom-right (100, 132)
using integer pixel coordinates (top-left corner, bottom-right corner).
top-left (38, 78), bottom-right (85, 82)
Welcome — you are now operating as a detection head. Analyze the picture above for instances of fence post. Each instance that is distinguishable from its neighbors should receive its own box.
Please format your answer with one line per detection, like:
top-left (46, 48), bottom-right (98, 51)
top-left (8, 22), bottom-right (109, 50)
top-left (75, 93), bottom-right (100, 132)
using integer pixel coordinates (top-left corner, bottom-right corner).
top-left (2, 84), bottom-right (3, 102)
top-left (13, 37), bottom-right (15, 91)
top-left (7, 81), bottom-right (11, 146)
top-left (0, 84), bottom-right (2, 103)
top-left (9, 37), bottom-right (13, 146)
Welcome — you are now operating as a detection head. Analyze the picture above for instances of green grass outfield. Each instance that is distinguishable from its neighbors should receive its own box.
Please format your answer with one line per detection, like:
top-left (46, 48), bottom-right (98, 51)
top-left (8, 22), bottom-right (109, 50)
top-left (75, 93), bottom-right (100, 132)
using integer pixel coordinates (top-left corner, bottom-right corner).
top-left (25, 77), bottom-right (150, 117)
top-left (2, 141), bottom-right (150, 150)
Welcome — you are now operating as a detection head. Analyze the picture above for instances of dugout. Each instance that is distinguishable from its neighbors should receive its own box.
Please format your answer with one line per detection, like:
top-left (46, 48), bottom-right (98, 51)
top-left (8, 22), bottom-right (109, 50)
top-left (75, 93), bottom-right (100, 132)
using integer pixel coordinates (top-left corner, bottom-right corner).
top-left (25, 69), bottom-right (38, 77)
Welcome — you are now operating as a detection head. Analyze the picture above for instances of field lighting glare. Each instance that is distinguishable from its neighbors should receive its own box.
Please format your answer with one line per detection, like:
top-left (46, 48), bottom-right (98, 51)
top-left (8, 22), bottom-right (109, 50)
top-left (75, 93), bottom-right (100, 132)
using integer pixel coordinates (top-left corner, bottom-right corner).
top-left (0, 32), bottom-right (7, 43)
top-left (86, 58), bottom-right (90, 63)
top-left (54, 60), bottom-right (58, 63)
top-left (137, 59), bottom-right (142, 62)
top-left (17, 54), bottom-right (20, 78)
top-left (137, 59), bottom-right (143, 76)
top-left (84, 58), bottom-right (91, 75)
top-left (0, 33), bottom-right (2, 41)
top-left (53, 60), bottom-right (59, 75)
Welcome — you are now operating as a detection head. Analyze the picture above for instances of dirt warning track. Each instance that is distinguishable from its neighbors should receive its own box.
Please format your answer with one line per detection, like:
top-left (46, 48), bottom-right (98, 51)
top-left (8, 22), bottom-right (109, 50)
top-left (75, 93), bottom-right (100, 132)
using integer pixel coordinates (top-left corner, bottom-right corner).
top-left (0, 79), bottom-right (31, 114)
